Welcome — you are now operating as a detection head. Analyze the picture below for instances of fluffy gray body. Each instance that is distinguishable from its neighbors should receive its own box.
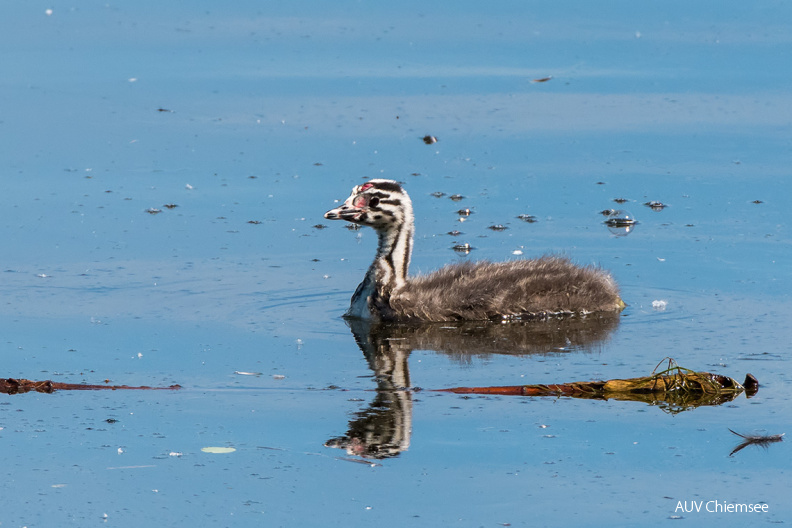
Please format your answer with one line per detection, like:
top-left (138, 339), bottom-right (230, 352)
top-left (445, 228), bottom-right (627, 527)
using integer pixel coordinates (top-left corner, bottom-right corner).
top-left (325, 179), bottom-right (624, 322)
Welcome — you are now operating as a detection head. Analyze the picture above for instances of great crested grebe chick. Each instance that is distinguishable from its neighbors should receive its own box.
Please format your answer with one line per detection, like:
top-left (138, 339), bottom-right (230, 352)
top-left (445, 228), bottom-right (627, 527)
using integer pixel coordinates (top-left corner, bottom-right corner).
top-left (325, 179), bottom-right (624, 322)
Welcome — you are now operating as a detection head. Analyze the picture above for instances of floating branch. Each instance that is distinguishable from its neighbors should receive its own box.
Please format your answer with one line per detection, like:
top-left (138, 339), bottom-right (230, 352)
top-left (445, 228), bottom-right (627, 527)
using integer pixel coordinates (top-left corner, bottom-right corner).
top-left (1, 378), bottom-right (181, 395)
top-left (437, 358), bottom-right (758, 412)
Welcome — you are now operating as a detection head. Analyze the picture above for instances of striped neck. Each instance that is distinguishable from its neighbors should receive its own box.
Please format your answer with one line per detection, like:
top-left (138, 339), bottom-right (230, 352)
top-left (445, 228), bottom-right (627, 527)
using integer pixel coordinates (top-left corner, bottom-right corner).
top-left (347, 218), bottom-right (413, 319)
top-left (371, 208), bottom-right (414, 293)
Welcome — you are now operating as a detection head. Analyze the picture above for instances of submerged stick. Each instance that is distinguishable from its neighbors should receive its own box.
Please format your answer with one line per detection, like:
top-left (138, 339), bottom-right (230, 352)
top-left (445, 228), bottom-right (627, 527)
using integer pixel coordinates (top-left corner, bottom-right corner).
top-left (1, 378), bottom-right (181, 395)
top-left (437, 359), bottom-right (759, 411)
top-left (440, 373), bottom-right (757, 397)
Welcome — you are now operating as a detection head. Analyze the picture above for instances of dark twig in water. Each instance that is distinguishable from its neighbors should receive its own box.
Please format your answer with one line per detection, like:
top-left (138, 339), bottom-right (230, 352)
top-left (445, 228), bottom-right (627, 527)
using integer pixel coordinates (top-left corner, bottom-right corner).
top-left (1, 378), bottom-right (181, 395)
top-left (728, 429), bottom-right (785, 457)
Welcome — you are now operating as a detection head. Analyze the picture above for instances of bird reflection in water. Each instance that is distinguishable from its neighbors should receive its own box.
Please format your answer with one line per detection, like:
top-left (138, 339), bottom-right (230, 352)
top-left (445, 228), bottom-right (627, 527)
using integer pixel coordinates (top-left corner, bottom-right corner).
top-left (324, 313), bottom-right (621, 459)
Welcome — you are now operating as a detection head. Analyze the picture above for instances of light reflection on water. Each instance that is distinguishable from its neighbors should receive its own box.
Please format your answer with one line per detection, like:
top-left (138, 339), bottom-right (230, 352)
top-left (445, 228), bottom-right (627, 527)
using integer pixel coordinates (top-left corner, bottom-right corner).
top-left (2, 1), bottom-right (791, 526)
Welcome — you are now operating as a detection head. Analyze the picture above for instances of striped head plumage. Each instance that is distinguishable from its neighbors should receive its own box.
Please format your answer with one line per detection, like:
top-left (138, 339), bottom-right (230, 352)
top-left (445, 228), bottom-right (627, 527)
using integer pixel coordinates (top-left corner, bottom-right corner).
top-left (324, 179), bottom-right (413, 231)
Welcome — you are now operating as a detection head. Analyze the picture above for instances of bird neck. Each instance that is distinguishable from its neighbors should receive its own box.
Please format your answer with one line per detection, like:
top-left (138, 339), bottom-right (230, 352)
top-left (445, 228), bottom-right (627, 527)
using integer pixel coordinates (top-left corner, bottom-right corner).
top-left (370, 217), bottom-right (413, 293)
top-left (346, 191), bottom-right (415, 320)
top-left (346, 220), bottom-right (414, 320)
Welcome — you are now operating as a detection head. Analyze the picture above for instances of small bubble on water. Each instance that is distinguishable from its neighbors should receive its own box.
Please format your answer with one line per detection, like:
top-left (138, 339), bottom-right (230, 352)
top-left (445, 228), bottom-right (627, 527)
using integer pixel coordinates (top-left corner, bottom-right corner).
top-left (603, 209), bottom-right (637, 236)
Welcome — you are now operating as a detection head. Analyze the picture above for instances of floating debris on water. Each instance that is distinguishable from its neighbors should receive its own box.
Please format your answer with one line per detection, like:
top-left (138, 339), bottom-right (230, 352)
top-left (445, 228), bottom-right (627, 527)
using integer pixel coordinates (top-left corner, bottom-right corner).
top-left (516, 214), bottom-right (537, 223)
top-left (447, 230), bottom-right (463, 236)
top-left (431, 191), bottom-right (446, 198)
top-left (146, 208), bottom-right (162, 215)
top-left (344, 224), bottom-right (362, 230)
top-left (438, 358), bottom-right (758, 413)
top-left (613, 198), bottom-right (630, 204)
top-left (452, 243), bottom-right (474, 254)
top-left (728, 429), bottom-right (784, 456)
top-left (201, 447), bottom-right (236, 454)
top-left (234, 371), bottom-right (263, 376)
top-left (531, 76), bottom-right (553, 83)
top-left (644, 200), bottom-right (668, 211)
top-left (1, 378), bottom-right (181, 394)
top-left (652, 300), bottom-right (668, 310)
top-left (456, 208), bottom-right (473, 216)
top-left (247, 220), bottom-right (262, 224)
top-left (449, 194), bottom-right (465, 201)
top-left (422, 135), bottom-right (438, 145)
top-left (313, 224), bottom-right (328, 229)
top-left (604, 211), bottom-right (637, 226)
top-left (488, 224), bottom-right (508, 231)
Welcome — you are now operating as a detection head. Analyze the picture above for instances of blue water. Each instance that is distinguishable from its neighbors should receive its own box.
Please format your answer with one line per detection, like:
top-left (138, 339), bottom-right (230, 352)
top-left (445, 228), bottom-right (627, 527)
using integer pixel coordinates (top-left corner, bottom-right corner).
top-left (2, 2), bottom-right (791, 526)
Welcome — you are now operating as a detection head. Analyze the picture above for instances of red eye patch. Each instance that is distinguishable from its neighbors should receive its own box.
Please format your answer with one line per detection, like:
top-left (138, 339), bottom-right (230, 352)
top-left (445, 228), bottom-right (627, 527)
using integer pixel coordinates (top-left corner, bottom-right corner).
top-left (359, 183), bottom-right (374, 191)
top-left (353, 195), bottom-right (368, 208)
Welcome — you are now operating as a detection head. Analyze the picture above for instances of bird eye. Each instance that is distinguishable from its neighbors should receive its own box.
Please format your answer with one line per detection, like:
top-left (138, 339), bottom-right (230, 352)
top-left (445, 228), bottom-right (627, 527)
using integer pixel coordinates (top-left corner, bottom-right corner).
top-left (368, 196), bottom-right (380, 207)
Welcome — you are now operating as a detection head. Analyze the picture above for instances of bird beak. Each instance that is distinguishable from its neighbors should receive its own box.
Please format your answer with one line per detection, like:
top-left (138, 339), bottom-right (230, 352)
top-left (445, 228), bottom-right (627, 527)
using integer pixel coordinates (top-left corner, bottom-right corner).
top-left (325, 195), bottom-right (366, 221)
top-left (324, 206), bottom-right (344, 220)
top-left (325, 203), bottom-right (362, 221)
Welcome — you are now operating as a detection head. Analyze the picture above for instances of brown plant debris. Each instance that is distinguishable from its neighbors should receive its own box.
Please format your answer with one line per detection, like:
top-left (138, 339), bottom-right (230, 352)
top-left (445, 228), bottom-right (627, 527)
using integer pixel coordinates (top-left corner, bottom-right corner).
top-left (437, 358), bottom-right (758, 412)
top-left (1, 378), bottom-right (181, 395)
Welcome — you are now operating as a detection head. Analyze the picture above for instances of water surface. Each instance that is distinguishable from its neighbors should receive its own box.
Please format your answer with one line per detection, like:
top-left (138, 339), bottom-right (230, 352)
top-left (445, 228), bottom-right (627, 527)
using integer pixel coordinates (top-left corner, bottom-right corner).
top-left (1, 2), bottom-right (791, 526)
